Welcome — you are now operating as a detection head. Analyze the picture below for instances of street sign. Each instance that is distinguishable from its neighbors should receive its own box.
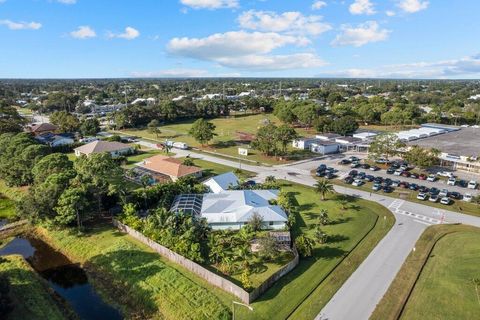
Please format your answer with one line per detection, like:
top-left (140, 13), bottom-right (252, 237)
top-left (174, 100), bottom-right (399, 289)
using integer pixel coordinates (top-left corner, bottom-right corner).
top-left (238, 148), bottom-right (249, 156)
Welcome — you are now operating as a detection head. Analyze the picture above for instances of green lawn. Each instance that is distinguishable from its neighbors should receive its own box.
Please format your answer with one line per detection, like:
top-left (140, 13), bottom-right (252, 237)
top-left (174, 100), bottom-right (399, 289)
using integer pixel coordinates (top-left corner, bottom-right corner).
top-left (0, 255), bottom-right (68, 320)
top-left (372, 224), bottom-right (480, 320)
top-left (114, 114), bottom-right (315, 165)
top-left (36, 225), bottom-right (233, 320)
top-left (123, 149), bottom-right (162, 169)
top-left (333, 178), bottom-right (480, 217)
top-left (184, 158), bottom-right (256, 181)
top-left (0, 195), bottom-right (16, 220)
top-left (236, 182), bottom-right (394, 320)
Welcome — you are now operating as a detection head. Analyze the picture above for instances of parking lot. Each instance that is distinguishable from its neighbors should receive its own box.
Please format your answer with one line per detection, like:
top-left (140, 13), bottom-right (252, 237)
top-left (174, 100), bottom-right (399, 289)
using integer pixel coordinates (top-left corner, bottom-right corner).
top-left (292, 152), bottom-right (480, 198)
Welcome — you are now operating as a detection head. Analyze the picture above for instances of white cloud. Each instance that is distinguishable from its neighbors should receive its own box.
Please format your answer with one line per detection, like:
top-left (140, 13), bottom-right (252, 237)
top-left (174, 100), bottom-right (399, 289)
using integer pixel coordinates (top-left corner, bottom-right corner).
top-left (167, 31), bottom-right (325, 71)
top-left (56, 0), bottom-right (77, 4)
top-left (386, 10), bottom-right (396, 16)
top-left (312, 1), bottom-right (327, 10)
top-left (108, 26), bottom-right (140, 40)
top-left (0, 19), bottom-right (42, 30)
top-left (180, 0), bottom-right (238, 9)
top-left (349, 0), bottom-right (376, 15)
top-left (131, 68), bottom-right (209, 78)
top-left (331, 21), bottom-right (390, 47)
top-left (238, 10), bottom-right (331, 36)
top-left (70, 26), bottom-right (96, 39)
top-left (323, 54), bottom-right (480, 79)
top-left (398, 0), bottom-right (429, 13)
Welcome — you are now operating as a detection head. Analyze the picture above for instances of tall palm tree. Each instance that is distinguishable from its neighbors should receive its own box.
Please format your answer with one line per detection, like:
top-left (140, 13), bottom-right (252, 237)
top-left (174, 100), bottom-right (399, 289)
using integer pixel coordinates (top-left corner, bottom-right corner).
top-left (314, 179), bottom-right (334, 201)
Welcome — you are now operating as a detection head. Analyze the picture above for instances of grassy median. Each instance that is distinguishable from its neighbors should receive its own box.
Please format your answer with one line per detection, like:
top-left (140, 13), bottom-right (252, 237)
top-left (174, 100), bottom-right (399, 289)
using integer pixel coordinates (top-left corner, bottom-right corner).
top-left (371, 224), bottom-right (480, 320)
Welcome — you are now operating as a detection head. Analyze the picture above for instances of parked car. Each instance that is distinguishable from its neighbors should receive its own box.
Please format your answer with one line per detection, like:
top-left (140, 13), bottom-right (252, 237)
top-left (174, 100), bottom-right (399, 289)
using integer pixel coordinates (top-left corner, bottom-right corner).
top-left (372, 183), bottom-right (382, 191)
top-left (348, 170), bottom-right (358, 177)
top-left (417, 192), bottom-right (428, 201)
top-left (390, 162), bottom-right (400, 169)
top-left (352, 179), bottom-right (364, 187)
top-left (375, 158), bottom-right (390, 164)
top-left (401, 171), bottom-right (411, 178)
top-left (360, 163), bottom-right (371, 169)
top-left (394, 169), bottom-right (403, 176)
top-left (382, 186), bottom-right (393, 193)
top-left (384, 178), bottom-right (393, 185)
top-left (409, 183), bottom-right (418, 191)
top-left (440, 197), bottom-right (452, 205)
top-left (429, 194), bottom-right (440, 202)
top-left (374, 176), bottom-right (383, 183)
top-left (245, 180), bottom-right (256, 187)
top-left (317, 164), bottom-right (327, 171)
top-left (463, 193), bottom-right (473, 202)
top-left (391, 180), bottom-right (401, 187)
top-left (458, 180), bottom-right (468, 188)
top-left (399, 181), bottom-right (409, 188)
top-left (357, 172), bottom-right (366, 179)
top-left (351, 163), bottom-right (360, 168)
top-left (326, 167), bottom-right (336, 173)
top-left (339, 159), bottom-right (351, 165)
top-left (418, 186), bottom-right (429, 193)
top-left (447, 177), bottom-right (456, 186)
top-left (418, 174), bottom-right (427, 180)
top-left (449, 192), bottom-right (462, 200)
top-left (325, 172), bottom-right (336, 179)
top-left (468, 180), bottom-right (478, 189)
top-left (410, 173), bottom-right (419, 179)
top-left (439, 189), bottom-right (449, 198)
top-left (438, 171), bottom-right (455, 178)
top-left (365, 175), bottom-right (375, 182)
top-left (344, 176), bottom-right (354, 184)
top-left (316, 171), bottom-right (326, 177)
top-left (349, 156), bottom-right (360, 162)
top-left (370, 166), bottom-right (380, 171)
top-left (429, 187), bottom-right (440, 195)
top-left (386, 167), bottom-right (395, 174)
top-left (426, 174), bottom-right (437, 182)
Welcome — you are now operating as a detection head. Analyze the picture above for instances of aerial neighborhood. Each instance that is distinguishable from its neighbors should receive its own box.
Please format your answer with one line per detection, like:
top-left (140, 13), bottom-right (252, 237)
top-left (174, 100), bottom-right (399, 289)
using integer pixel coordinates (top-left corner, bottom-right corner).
top-left (1, 1), bottom-right (480, 320)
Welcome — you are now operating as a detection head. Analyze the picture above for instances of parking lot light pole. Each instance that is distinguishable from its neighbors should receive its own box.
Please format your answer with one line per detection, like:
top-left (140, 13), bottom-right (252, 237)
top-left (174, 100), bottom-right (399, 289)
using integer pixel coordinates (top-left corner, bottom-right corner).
top-left (232, 301), bottom-right (253, 320)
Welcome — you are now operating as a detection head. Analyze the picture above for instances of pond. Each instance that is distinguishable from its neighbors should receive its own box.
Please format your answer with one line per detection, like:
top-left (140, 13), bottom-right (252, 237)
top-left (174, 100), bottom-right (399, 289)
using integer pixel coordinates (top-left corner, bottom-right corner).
top-left (0, 236), bottom-right (123, 320)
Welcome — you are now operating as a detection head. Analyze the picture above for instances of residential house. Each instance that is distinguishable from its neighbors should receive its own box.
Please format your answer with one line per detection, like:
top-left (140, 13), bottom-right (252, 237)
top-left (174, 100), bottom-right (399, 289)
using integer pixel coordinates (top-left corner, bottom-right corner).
top-left (74, 140), bottom-right (133, 158)
top-left (35, 133), bottom-right (75, 147)
top-left (27, 123), bottom-right (58, 136)
top-left (137, 155), bottom-right (203, 182)
top-left (203, 172), bottom-right (239, 193)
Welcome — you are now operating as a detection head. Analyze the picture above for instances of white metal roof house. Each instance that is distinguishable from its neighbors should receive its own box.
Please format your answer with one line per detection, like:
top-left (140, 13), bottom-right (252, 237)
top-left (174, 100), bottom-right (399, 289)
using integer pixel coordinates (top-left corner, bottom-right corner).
top-left (200, 190), bottom-right (288, 230)
top-left (203, 172), bottom-right (239, 194)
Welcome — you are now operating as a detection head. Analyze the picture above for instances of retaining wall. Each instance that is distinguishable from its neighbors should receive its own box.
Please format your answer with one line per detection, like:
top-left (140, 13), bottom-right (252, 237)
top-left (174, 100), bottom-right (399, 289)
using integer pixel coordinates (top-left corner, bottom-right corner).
top-left (113, 220), bottom-right (299, 303)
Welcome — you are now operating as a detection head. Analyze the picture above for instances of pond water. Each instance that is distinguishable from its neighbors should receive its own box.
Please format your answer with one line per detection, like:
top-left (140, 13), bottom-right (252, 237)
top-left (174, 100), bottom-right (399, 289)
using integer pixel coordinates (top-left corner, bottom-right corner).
top-left (0, 236), bottom-right (123, 320)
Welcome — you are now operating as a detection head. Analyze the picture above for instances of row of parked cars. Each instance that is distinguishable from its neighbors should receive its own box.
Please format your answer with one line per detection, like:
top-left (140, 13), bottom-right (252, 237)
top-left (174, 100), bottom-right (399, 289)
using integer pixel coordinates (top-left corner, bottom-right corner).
top-left (344, 170), bottom-right (472, 205)
top-left (315, 164), bottom-right (337, 179)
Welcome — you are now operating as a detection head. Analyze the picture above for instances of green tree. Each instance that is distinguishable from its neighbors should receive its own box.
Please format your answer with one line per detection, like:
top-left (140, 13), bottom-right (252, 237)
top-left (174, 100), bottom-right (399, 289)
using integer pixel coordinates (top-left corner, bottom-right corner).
top-left (251, 123), bottom-right (278, 156)
top-left (248, 211), bottom-right (264, 231)
top-left (80, 118), bottom-right (100, 136)
top-left (258, 234), bottom-right (279, 261)
top-left (275, 125), bottom-right (298, 155)
top-left (403, 146), bottom-right (440, 169)
top-left (0, 273), bottom-right (13, 317)
top-left (55, 187), bottom-right (90, 230)
top-left (147, 119), bottom-right (162, 138)
top-left (314, 179), bottom-right (334, 201)
top-left (295, 234), bottom-right (315, 257)
top-left (50, 111), bottom-right (80, 132)
top-left (189, 118), bottom-right (216, 146)
top-left (0, 102), bottom-right (25, 134)
top-left (368, 133), bottom-right (406, 160)
top-left (331, 116), bottom-right (359, 136)
top-left (314, 227), bottom-right (328, 244)
top-left (318, 209), bottom-right (330, 225)
top-left (31, 153), bottom-right (74, 184)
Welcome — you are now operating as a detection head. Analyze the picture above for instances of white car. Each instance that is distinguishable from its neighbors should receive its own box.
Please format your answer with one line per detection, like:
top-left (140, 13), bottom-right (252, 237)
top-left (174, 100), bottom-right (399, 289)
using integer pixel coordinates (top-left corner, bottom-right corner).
top-left (438, 171), bottom-right (455, 178)
top-left (426, 174), bottom-right (437, 182)
top-left (463, 193), bottom-right (473, 202)
top-left (447, 177), bottom-right (456, 186)
top-left (417, 192), bottom-right (428, 201)
top-left (394, 169), bottom-right (403, 176)
top-left (439, 189), bottom-right (449, 198)
top-left (429, 194), bottom-right (439, 202)
top-left (352, 179), bottom-right (364, 187)
top-left (468, 180), bottom-right (478, 189)
top-left (440, 197), bottom-right (452, 205)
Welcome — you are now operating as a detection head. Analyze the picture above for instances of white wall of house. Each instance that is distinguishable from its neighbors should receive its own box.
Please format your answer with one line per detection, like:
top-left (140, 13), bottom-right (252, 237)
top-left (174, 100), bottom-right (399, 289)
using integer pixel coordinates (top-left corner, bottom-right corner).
top-left (209, 221), bottom-right (286, 230)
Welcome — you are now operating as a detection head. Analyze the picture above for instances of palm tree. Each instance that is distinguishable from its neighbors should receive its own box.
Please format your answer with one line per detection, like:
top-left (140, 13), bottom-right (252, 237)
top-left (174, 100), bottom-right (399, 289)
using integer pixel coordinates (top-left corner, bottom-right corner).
top-left (314, 227), bottom-right (328, 244)
top-left (235, 245), bottom-right (251, 270)
top-left (319, 209), bottom-right (330, 225)
top-left (314, 179), bottom-right (334, 201)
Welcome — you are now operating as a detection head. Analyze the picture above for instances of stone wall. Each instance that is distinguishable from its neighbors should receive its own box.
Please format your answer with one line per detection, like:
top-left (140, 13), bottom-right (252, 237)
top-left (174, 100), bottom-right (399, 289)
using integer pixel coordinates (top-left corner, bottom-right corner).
top-left (113, 220), bottom-right (299, 304)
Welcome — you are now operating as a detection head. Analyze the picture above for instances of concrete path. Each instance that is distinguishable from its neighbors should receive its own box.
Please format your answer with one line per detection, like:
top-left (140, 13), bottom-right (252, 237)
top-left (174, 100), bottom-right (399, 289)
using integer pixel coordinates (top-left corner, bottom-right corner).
top-left (140, 143), bottom-right (480, 320)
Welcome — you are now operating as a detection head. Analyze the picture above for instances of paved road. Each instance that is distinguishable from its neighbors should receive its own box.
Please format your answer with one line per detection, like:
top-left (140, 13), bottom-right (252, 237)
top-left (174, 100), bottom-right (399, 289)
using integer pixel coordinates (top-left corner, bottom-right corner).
top-left (142, 143), bottom-right (480, 320)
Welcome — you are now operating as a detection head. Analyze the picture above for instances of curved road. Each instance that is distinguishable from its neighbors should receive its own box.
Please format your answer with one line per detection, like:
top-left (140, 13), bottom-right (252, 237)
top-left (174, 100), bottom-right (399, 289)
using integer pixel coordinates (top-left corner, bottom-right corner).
top-left (145, 143), bottom-right (480, 320)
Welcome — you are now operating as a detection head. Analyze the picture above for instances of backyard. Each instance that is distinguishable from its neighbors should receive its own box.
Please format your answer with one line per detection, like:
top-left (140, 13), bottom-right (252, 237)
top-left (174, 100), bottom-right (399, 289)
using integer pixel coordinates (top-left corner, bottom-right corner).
top-left (0, 255), bottom-right (68, 320)
top-left (371, 224), bottom-right (480, 320)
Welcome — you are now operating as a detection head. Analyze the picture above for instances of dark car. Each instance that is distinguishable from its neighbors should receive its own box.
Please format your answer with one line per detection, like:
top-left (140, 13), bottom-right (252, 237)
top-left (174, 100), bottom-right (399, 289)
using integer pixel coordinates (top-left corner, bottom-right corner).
top-left (348, 170), bottom-right (358, 177)
top-left (399, 181), bottom-right (409, 188)
top-left (245, 180), bottom-right (256, 187)
top-left (409, 183), bottom-right (418, 191)
top-left (384, 178), bottom-right (393, 185)
top-left (317, 164), bottom-right (327, 171)
top-left (382, 186), bottom-right (393, 193)
top-left (449, 192), bottom-right (462, 200)
top-left (357, 172), bottom-right (366, 179)
top-left (374, 176), bottom-right (384, 183)
top-left (326, 167), bottom-right (336, 173)
top-left (351, 163), bottom-right (360, 168)
top-left (360, 163), bottom-right (371, 169)
top-left (401, 171), bottom-right (411, 178)
top-left (418, 185), bottom-right (430, 193)
top-left (390, 162), bottom-right (400, 169)
top-left (344, 176), bottom-right (354, 184)
top-left (325, 172), bottom-right (336, 179)
top-left (429, 187), bottom-right (440, 195)
top-left (365, 175), bottom-right (375, 182)
top-left (370, 166), bottom-right (381, 171)
top-left (457, 180), bottom-right (468, 188)
top-left (316, 171), bottom-right (326, 177)
top-left (386, 167), bottom-right (396, 174)
top-left (339, 159), bottom-right (351, 165)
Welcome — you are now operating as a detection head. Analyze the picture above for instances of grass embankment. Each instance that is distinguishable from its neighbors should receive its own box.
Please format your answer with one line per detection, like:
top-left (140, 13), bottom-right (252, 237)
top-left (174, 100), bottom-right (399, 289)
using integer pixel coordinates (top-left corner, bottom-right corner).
top-left (115, 113), bottom-right (314, 165)
top-left (236, 182), bottom-right (394, 319)
top-left (36, 225), bottom-right (233, 320)
top-left (0, 195), bottom-right (16, 220)
top-left (371, 224), bottom-right (480, 320)
top-left (0, 180), bottom-right (27, 222)
top-left (0, 255), bottom-right (68, 320)
top-left (333, 178), bottom-right (480, 217)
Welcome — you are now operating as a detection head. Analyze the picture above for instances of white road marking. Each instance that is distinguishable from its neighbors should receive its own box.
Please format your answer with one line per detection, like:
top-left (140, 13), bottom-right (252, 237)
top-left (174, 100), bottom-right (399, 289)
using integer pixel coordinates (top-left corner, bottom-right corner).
top-left (414, 219), bottom-right (432, 226)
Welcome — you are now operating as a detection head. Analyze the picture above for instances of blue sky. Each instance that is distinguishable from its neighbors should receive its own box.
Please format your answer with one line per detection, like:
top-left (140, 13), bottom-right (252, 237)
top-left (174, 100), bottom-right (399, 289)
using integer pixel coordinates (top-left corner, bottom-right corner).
top-left (1, 0), bottom-right (479, 78)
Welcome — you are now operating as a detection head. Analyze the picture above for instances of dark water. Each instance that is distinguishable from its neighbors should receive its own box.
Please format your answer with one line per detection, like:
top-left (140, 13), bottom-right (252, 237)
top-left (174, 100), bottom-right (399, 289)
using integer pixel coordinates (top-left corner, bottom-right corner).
top-left (0, 236), bottom-right (123, 320)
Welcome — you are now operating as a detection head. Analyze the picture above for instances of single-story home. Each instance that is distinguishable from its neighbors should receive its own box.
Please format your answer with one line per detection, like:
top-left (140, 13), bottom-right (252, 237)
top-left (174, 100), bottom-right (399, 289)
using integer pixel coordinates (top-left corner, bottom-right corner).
top-left (74, 140), bottom-right (134, 158)
top-left (27, 123), bottom-right (58, 136)
top-left (138, 155), bottom-right (203, 182)
top-left (310, 141), bottom-right (340, 155)
top-left (203, 172), bottom-right (239, 193)
top-left (35, 132), bottom-right (75, 147)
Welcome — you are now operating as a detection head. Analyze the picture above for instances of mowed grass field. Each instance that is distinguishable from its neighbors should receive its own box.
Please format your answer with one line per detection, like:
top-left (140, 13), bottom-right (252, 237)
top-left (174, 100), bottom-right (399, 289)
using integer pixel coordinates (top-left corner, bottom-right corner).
top-left (401, 228), bottom-right (480, 320)
top-left (115, 114), bottom-right (315, 165)
top-left (0, 255), bottom-right (68, 320)
top-left (372, 224), bottom-right (480, 320)
top-left (236, 182), bottom-right (394, 320)
top-left (36, 226), bottom-right (233, 320)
